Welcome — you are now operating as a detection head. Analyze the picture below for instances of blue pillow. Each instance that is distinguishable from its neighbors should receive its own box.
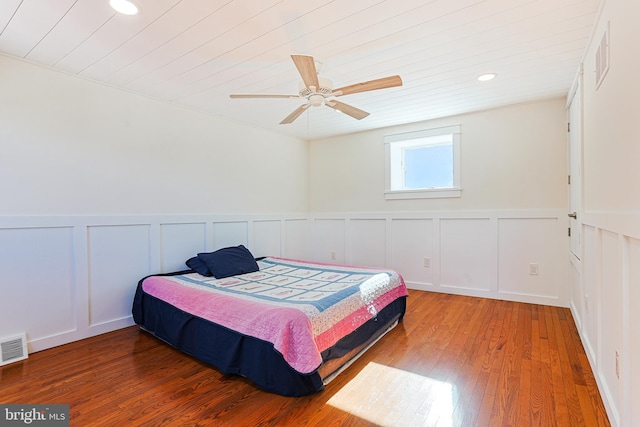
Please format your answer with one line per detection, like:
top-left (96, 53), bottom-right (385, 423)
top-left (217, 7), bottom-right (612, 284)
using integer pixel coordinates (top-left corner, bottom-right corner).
top-left (196, 245), bottom-right (259, 279)
top-left (186, 256), bottom-right (212, 276)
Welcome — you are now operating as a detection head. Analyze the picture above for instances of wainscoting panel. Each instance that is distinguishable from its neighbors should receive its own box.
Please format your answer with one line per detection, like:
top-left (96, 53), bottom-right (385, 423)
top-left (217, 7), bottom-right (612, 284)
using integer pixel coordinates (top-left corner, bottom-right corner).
top-left (0, 226), bottom-right (76, 342)
top-left (349, 219), bottom-right (386, 268)
top-left (439, 218), bottom-right (493, 292)
top-left (582, 225), bottom-right (599, 363)
top-left (311, 219), bottom-right (346, 264)
top-left (572, 213), bottom-right (640, 427)
top-left (598, 229), bottom-right (623, 420)
top-left (160, 222), bottom-right (207, 273)
top-left (284, 219), bottom-right (309, 260)
top-left (390, 218), bottom-right (434, 289)
top-left (569, 254), bottom-right (583, 331)
top-left (88, 224), bottom-right (151, 327)
top-left (310, 210), bottom-right (565, 306)
top-left (0, 211), bottom-right (571, 363)
top-left (497, 218), bottom-right (563, 300)
top-left (212, 221), bottom-right (248, 250)
top-left (252, 220), bottom-right (282, 258)
top-left (0, 214), bottom-right (308, 354)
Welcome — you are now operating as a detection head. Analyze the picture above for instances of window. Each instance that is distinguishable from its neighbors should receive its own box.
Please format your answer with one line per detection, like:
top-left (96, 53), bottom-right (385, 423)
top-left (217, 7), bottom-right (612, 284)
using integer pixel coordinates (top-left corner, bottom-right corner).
top-left (384, 125), bottom-right (461, 199)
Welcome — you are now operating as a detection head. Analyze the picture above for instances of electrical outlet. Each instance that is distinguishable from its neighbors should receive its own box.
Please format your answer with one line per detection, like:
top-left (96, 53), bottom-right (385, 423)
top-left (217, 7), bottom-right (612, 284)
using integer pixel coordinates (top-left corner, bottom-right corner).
top-left (616, 350), bottom-right (620, 379)
top-left (529, 263), bottom-right (539, 275)
top-left (423, 257), bottom-right (431, 268)
top-left (331, 251), bottom-right (336, 260)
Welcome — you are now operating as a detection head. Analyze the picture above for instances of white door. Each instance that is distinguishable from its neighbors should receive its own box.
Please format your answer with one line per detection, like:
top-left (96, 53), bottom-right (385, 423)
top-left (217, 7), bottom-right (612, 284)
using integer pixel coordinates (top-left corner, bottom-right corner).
top-left (568, 83), bottom-right (582, 259)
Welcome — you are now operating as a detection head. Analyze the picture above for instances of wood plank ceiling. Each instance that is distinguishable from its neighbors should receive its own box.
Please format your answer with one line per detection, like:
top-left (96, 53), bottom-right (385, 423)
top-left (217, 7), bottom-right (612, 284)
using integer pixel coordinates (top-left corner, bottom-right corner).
top-left (0, 0), bottom-right (601, 140)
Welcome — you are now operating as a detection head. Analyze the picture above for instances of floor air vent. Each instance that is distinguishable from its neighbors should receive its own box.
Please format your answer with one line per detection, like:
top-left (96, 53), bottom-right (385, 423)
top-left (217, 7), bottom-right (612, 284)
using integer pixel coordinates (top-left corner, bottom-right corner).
top-left (0, 333), bottom-right (28, 366)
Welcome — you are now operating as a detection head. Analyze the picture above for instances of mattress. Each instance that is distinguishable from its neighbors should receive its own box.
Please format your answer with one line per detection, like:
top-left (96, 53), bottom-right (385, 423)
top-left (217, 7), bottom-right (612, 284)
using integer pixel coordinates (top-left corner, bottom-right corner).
top-left (132, 257), bottom-right (408, 396)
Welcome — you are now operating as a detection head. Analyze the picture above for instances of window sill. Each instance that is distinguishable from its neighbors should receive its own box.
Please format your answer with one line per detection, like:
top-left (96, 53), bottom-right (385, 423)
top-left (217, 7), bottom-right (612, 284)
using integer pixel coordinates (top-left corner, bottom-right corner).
top-left (384, 187), bottom-right (462, 200)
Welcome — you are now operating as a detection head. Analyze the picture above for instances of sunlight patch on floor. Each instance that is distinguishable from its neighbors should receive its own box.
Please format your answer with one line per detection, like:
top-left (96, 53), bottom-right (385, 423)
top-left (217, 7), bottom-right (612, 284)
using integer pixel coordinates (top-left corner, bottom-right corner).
top-left (327, 362), bottom-right (454, 426)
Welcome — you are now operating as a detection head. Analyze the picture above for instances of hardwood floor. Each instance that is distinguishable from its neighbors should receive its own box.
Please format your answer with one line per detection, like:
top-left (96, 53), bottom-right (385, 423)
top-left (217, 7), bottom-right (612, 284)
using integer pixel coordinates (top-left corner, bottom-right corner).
top-left (0, 290), bottom-right (610, 426)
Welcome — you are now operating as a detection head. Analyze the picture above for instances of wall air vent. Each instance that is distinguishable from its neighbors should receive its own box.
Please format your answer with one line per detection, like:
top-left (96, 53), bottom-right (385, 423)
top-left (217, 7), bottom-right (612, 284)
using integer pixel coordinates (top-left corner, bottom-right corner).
top-left (0, 333), bottom-right (28, 366)
top-left (595, 22), bottom-right (610, 90)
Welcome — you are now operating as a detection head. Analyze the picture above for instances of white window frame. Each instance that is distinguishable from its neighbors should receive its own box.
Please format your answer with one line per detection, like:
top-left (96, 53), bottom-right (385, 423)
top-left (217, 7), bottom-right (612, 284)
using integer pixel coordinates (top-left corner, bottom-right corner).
top-left (384, 125), bottom-right (461, 200)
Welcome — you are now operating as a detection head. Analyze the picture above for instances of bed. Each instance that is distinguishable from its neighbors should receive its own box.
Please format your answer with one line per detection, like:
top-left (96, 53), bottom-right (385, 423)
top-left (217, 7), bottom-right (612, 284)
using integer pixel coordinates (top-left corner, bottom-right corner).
top-left (132, 245), bottom-right (408, 397)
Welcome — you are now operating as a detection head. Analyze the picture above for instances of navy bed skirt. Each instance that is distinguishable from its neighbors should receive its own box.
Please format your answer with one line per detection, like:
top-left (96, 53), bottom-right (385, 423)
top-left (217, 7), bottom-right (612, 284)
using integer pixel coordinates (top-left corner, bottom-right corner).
top-left (132, 272), bottom-right (406, 397)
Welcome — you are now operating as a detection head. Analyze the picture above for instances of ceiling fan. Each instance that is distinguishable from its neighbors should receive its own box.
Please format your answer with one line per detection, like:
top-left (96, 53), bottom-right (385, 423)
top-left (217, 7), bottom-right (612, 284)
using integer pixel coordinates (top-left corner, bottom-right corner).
top-left (229, 55), bottom-right (402, 124)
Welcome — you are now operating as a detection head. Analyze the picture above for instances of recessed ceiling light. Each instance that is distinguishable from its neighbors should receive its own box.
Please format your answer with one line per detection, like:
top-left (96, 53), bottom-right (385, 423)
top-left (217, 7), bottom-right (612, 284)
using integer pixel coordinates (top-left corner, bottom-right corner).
top-left (110, 0), bottom-right (138, 15)
top-left (477, 73), bottom-right (497, 82)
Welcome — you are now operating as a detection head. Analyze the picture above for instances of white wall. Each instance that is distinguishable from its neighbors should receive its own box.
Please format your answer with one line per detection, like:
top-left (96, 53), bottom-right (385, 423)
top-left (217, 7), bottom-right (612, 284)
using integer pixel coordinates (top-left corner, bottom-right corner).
top-left (309, 99), bottom-right (568, 212)
top-left (306, 99), bottom-right (570, 306)
top-left (569, 1), bottom-right (640, 426)
top-left (0, 55), bottom-right (310, 353)
top-left (0, 54), bottom-right (308, 215)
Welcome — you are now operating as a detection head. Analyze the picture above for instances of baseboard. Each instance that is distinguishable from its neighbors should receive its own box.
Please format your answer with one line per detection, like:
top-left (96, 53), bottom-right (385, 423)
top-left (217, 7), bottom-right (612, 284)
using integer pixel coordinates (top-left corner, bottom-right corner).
top-left (28, 317), bottom-right (136, 354)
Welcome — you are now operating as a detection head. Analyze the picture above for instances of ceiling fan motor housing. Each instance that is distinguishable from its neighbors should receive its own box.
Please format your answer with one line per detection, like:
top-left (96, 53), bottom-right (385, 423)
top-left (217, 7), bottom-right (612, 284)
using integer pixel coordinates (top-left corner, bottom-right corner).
top-left (298, 77), bottom-right (333, 99)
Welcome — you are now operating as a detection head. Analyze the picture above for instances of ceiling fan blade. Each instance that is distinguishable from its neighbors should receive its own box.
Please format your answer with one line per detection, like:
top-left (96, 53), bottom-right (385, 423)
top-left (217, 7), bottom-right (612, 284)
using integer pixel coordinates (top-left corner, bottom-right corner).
top-left (332, 75), bottom-right (402, 97)
top-left (230, 94), bottom-right (298, 99)
top-left (280, 104), bottom-right (309, 124)
top-left (325, 100), bottom-right (370, 120)
top-left (291, 55), bottom-right (320, 90)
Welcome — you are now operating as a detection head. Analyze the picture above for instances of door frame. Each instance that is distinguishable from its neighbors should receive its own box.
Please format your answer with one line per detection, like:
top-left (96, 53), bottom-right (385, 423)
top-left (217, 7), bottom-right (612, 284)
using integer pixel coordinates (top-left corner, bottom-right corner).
top-left (567, 68), bottom-right (583, 261)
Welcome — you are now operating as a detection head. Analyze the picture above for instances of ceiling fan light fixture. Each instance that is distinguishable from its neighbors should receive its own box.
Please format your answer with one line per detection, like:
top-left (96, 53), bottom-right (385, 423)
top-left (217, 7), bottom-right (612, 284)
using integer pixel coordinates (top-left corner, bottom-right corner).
top-left (110, 0), bottom-right (138, 15)
top-left (308, 94), bottom-right (325, 107)
top-left (477, 73), bottom-right (497, 82)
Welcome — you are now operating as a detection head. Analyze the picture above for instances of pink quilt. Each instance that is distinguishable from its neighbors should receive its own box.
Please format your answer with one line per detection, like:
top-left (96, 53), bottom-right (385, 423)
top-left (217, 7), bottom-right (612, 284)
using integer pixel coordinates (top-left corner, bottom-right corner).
top-left (141, 257), bottom-right (408, 374)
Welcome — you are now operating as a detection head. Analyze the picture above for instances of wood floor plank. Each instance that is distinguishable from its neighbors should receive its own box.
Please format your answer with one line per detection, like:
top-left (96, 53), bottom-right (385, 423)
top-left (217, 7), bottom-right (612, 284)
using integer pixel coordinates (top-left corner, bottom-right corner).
top-left (553, 307), bottom-right (591, 427)
top-left (517, 303), bottom-right (534, 426)
top-left (456, 301), bottom-right (501, 426)
top-left (544, 306), bottom-right (569, 427)
top-left (0, 290), bottom-right (611, 426)
top-left (476, 301), bottom-right (509, 426)
top-left (579, 352), bottom-right (611, 427)
top-left (489, 302), bottom-right (521, 426)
